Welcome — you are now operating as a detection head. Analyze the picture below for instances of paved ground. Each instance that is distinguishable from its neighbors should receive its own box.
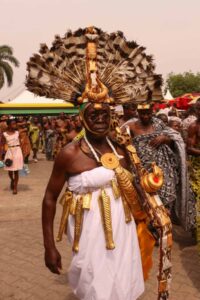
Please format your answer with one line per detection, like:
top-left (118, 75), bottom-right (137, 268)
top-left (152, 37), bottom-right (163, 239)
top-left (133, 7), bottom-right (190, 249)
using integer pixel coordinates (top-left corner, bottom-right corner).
top-left (0, 154), bottom-right (200, 300)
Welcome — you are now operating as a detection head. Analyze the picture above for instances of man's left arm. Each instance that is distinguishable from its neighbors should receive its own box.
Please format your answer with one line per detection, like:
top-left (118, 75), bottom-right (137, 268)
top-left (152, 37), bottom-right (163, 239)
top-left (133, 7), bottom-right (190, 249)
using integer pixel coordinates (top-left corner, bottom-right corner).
top-left (149, 134), bottom-right (172, 148)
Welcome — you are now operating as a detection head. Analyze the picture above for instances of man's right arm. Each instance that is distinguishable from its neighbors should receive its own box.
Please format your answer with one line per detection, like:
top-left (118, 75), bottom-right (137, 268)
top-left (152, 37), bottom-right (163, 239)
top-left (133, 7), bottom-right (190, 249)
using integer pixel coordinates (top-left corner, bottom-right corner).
top-left (187, 123), bottom-right (200, 156)
top-left (42, 148), bottom-right (69, 274)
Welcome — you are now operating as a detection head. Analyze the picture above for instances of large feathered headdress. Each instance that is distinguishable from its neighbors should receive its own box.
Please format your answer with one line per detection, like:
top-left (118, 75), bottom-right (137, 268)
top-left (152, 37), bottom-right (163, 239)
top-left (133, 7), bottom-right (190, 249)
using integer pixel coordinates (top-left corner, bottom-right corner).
top-left (26, 26), bottom-right (163, 105)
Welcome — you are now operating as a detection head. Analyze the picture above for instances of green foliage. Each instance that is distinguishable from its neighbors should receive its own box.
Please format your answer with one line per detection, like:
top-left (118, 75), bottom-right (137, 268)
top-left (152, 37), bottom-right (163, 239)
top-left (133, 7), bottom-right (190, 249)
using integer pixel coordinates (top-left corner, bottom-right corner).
top-left (165, 72), bottom-right (200, 97)
top-left (0, 45), bottom-right (19, 90)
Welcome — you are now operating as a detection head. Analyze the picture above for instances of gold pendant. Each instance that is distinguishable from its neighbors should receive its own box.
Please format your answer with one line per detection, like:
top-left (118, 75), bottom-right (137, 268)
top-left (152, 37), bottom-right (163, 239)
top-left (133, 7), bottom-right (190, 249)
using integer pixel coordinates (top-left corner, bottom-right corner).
top-left (82, 193), bottom-right (92, 209)
top-left (100, 153), bottom-right (119, 170)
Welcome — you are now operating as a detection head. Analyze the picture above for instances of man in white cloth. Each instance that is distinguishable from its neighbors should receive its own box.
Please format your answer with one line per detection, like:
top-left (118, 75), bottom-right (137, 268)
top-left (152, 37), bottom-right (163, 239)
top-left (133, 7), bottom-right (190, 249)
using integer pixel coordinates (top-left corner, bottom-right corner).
top-left (27, 26), bottom-right (171, 300)
top-left (42, 102), bottom-right (145, 300)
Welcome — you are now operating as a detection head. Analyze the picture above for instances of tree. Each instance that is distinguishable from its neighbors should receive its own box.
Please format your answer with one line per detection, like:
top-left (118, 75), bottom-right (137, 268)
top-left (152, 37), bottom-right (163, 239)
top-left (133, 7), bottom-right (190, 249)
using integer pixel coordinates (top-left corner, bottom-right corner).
top-left (0, 45), bottom-right (19, 90)
top-left (165, 72), bottom-right (200, 97)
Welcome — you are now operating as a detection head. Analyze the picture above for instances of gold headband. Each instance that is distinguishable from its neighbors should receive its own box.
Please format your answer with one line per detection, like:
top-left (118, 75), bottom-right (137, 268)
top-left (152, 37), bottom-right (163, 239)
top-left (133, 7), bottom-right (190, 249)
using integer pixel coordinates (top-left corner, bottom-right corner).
top-left (137, 104), bottom-right (151, 110)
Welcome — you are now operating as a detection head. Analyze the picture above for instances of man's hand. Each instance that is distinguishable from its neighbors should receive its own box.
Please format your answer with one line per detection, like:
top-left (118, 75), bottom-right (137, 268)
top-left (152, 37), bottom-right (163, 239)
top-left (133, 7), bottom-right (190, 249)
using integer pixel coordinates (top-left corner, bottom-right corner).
top-left (149, 135), bottom-right (169, 148)
top-left (44, 247), bottom-right (62, 274)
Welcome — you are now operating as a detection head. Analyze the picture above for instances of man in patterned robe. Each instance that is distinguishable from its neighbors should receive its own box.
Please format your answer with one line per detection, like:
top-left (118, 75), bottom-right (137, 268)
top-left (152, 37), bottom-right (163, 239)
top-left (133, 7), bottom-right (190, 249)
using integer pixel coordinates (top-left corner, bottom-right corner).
top-left (128, 104), bottom-right (190, 229)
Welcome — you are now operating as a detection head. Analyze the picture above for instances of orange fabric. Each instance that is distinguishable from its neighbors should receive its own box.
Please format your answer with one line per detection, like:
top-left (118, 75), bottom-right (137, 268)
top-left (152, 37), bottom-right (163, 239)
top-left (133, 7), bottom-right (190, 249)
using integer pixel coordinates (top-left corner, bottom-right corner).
top-left (133, 210), bottom-right (147, 221)
top-left (137, 221), bottom-right (155, 281)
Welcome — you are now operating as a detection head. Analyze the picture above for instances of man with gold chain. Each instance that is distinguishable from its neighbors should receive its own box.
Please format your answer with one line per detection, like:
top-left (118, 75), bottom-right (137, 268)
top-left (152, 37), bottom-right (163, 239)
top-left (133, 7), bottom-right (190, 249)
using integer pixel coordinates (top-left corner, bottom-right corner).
top-left (26, 27), bottom-right (172, 300)
top-left (42, 102), bottom-right (147, 299)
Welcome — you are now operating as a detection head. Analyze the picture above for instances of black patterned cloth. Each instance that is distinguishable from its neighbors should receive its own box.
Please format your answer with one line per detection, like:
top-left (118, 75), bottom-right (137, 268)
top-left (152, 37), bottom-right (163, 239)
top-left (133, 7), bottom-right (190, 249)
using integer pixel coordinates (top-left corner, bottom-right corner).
top-left (132, 119), bottom-right (178, 207)
top-left (131, 118), bottom-right (195, 231)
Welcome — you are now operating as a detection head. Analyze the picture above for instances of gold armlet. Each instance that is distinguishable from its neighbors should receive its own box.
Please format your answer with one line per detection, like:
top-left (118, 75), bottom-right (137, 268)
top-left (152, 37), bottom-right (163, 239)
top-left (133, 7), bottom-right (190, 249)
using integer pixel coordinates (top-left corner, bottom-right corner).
top-left (82, 193), bottom-right (92, 209)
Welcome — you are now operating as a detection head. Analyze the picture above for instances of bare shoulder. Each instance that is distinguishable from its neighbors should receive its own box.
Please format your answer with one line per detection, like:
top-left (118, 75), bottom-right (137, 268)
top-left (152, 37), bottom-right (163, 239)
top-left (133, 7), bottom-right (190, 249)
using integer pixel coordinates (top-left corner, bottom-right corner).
top-left (188, 121), bottom-right (198, 133)
top-left (57, 141), bottom-right (80, 160)
top-left (126, 120), bottom-right (138, 135)
top-left (54, 141), bottom-right (80, 169)
top-left (127, 119), bottom-right (137, 128)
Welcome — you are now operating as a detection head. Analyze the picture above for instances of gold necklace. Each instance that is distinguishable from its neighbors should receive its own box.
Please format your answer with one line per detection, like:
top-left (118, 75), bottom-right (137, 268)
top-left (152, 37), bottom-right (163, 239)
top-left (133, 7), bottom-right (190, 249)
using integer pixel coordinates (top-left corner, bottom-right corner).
top-left (84, 135), bottom-right (122, 168)
top-left (100, 152), bottom-right (120, 169)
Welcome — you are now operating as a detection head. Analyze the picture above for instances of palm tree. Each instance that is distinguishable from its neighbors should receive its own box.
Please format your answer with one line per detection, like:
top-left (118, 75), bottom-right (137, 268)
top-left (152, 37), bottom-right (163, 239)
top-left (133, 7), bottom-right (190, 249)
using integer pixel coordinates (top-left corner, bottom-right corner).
top-left (0, 45), bottom-right (19, 90)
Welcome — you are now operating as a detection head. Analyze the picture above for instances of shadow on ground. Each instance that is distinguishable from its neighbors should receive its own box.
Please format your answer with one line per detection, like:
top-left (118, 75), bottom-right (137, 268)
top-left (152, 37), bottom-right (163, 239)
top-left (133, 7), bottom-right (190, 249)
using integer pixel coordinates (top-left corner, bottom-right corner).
top-left (3, 184), bottom-right (32, 192)
top-left (55, 273), bottom-right (69, 285)
top-left (173, 225), bottom-right (200, 293)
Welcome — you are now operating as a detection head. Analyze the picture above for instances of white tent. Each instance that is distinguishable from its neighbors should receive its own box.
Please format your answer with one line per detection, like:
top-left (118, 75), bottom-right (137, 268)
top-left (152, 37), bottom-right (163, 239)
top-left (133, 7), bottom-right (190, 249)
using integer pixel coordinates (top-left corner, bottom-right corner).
top-left (164, 89), bottom-right (174, 100)
top-left (10, 90), bottom-right (65, 104)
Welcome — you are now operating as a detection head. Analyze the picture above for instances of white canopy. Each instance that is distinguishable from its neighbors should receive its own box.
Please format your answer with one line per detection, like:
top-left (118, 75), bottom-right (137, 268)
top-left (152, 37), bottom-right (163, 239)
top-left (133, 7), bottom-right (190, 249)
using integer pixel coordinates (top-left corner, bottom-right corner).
top-left (10, 90), bottom-right (65, 104)
top-left (164, 89), bottom-right (174, 100)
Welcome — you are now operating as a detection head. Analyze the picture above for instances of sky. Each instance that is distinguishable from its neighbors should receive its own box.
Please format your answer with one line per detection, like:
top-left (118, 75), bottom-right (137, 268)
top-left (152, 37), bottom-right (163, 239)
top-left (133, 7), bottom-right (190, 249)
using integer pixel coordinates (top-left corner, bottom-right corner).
top-left (1, 0), bottom-right (200, 102)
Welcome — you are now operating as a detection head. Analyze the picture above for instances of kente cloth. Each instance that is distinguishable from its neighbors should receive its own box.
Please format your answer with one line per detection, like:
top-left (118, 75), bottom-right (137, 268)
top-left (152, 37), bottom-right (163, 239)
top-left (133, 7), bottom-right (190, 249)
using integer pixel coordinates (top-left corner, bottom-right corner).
top-left (132, 118), bottom-right (192, 230)
top-left (162, 127), bottom-right (195, 231)
top-left (189, 156), bottom-right (200, 253)
top-left (132, 119), bottom-right (179, 207)
top-left (67, 166), bottom-right (144, 300)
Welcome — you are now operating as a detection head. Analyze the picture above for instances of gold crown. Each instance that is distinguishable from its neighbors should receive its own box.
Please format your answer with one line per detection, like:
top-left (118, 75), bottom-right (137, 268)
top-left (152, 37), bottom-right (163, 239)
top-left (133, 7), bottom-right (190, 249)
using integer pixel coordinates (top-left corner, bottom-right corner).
top-left (77, 27), bottom-right (113, 105)
top-left (137, 103), bottom-right (151, 110)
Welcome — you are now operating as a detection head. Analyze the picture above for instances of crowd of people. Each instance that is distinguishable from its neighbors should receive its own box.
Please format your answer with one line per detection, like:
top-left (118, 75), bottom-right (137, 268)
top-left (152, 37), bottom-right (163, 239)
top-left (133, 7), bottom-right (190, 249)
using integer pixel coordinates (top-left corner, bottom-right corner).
top-left (1, 106), bottom-right (199, 296)
top-left (0, 102), bottom-right (199, 218)
top-left (0, 113), bottom-right (83, 193)
top-left (0, 100), bottom-right (199, 297)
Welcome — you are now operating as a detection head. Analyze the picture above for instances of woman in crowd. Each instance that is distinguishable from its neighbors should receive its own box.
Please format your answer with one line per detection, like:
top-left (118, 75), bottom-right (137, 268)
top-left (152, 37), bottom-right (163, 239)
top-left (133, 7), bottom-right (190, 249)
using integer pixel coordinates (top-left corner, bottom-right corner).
top-left (2, 119), bottom-right (23, 194)
top-left (29, 117), bottom-right (40, 162)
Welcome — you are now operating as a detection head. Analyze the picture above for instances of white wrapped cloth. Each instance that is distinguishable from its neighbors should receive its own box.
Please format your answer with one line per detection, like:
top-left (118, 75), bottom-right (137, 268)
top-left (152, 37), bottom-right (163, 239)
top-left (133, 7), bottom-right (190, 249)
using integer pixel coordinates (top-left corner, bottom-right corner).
top-left (67, 166), bottom-right (144, 300)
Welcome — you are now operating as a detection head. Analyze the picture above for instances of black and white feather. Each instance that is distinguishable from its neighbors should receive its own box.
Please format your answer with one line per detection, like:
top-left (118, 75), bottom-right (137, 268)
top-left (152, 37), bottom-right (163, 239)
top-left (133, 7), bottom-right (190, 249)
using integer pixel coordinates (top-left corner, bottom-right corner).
top-left (26, 27), bottom-right (163, 104)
